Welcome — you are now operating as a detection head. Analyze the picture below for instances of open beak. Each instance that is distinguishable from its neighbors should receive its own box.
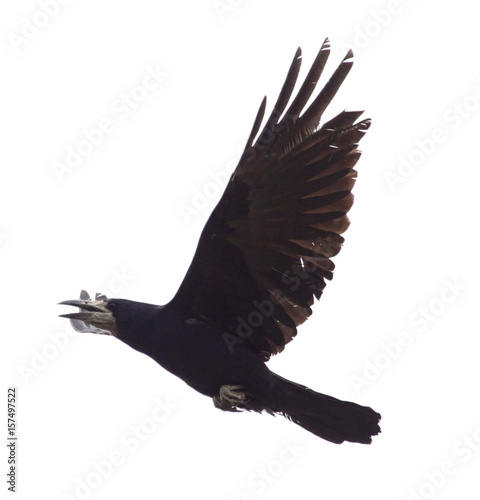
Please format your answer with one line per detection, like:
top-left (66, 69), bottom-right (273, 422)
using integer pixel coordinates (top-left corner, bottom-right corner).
top-left (58, 291), bottom-right (115, 335)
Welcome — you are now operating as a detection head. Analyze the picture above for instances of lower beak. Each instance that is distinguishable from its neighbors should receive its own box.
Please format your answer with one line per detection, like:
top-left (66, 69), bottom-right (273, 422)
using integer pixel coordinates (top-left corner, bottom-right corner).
top-left (58, 311), bottom-right (112, 323)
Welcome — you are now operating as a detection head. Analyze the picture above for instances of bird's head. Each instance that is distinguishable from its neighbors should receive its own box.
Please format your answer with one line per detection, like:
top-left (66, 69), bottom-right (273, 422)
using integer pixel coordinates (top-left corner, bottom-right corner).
top-left (59, 290), bottom-right (162, 353)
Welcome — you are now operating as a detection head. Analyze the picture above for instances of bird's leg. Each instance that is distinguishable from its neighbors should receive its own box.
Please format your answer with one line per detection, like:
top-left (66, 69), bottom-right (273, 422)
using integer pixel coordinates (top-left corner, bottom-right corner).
top-left (213, 385), bottom-right (250, 412)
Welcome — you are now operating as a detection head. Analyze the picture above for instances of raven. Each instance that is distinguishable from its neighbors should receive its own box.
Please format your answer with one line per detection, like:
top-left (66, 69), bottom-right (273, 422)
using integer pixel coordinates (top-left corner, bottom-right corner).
top-left (60, 39), bottom-right (381, 444)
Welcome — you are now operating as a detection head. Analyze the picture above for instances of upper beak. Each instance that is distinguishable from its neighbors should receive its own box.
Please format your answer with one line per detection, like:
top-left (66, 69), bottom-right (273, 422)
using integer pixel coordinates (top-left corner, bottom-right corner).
top-left (58, 299), bottom-right (106, 319)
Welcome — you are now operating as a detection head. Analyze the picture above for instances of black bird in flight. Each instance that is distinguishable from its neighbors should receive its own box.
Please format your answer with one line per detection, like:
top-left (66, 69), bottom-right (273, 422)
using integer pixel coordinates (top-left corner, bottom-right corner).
top-left (60, 39), bottom-right (381, 444)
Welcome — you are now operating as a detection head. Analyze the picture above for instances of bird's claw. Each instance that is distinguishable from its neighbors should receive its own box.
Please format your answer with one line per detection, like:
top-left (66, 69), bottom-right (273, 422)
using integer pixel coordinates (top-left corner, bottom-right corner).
top-left (213, 385), bottom-right (250, 412)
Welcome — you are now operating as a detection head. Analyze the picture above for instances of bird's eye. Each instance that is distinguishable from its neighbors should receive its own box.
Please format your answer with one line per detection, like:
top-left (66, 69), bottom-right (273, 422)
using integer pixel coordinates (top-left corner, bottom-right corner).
top-left (107, 301), bottom-right (117, 311)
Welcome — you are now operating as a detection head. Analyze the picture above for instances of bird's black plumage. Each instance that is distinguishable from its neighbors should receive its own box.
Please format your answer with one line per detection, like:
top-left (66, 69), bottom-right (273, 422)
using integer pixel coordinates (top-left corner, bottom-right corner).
top-left (60, 39), bottom-right (381, 444)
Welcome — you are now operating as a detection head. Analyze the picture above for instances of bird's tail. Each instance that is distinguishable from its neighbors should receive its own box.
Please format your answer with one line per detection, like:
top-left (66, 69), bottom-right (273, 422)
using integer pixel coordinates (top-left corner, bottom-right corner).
top-left (271, 374), bottom-right (381, 444)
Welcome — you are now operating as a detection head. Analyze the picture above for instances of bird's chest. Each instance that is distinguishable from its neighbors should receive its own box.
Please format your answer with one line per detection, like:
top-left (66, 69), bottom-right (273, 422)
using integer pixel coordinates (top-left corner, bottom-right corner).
top-left (149, 322), bottom-right (254, 397)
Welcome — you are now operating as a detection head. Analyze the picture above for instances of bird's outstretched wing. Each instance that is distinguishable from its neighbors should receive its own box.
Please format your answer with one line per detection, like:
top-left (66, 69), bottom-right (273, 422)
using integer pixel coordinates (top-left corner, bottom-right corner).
top-left (169, 39), bottom-right (370, 360)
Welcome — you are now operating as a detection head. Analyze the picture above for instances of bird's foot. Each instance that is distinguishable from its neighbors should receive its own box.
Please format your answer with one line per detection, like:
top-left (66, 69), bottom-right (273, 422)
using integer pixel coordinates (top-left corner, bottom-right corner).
top-left (213, 385), bottom-right (250, 412)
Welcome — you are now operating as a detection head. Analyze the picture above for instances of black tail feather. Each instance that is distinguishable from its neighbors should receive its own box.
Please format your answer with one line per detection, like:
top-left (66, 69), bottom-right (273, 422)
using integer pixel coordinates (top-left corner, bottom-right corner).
top-left (271, 375), bottom-right (381, 444)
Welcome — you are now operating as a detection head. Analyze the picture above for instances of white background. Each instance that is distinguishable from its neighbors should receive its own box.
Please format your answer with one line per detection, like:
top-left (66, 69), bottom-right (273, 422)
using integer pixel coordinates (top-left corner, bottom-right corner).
top-left (2, 1), bottom-right (480, 499)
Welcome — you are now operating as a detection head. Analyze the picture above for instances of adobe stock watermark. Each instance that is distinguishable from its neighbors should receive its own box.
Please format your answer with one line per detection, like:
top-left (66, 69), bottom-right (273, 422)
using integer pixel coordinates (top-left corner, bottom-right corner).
top-left (338, 0), bottom-right (414, 56)
top-left (178, 139), bottom-right (256, 224)
top-left (232, 438), bottom-right (306, 499)
top-left (7, 0), bottom-right (72, 54)
top-left (385, 75), bottom-right (480, 191)
top-left (406, 421), bottom-right (480, 499)
top-left (223, 291), bottom-right (285, 356)
top-left (17, 267), bottom-right (133, 386)
top-left (178, 109), bottom-right (298, 224)
top-left (51, 65), bottom-right (167, 182)
top-left (0, 231), bottom-right (8, 246)
top-left (350, 278), bottom-right (466, 393)
top-left (178, 158), bottom-right (236, 224)
top-left (223, 239), bottom-right (338, 355)
top-left (212, 0), bottom-right (247, 21)
top-left (61, 396), bottom-right (178, 500)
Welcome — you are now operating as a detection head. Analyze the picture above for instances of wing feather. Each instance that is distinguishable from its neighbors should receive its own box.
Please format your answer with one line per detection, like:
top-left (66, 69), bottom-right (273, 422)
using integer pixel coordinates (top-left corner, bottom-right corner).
top-left (169, 44), bottom-right (369, 359)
